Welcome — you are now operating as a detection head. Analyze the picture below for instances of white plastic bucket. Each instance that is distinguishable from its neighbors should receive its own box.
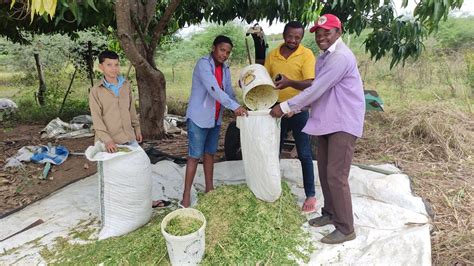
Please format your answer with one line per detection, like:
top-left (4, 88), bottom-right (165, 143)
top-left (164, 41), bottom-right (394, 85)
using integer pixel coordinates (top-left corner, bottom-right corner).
top-left (161, 208), bottom-right (206, 265)
top-left (239, 64), bottom-right (278, 110)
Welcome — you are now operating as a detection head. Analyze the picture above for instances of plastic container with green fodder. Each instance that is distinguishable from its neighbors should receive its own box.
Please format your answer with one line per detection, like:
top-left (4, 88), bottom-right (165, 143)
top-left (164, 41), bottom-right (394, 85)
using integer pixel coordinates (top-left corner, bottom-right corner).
top-left (239, 64), bottom-right (278, 110)
top-left (161, 208), bottom-right (206, 265)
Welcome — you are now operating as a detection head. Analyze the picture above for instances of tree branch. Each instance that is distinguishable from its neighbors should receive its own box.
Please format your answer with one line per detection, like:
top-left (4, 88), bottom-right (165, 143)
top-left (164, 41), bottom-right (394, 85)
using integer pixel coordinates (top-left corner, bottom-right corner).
top-left (115, 0), bottom-right (149, 69)
top-left (131, 14), bottom-right (152, 55)
top-left (150, 0), bottom-right (181, 53)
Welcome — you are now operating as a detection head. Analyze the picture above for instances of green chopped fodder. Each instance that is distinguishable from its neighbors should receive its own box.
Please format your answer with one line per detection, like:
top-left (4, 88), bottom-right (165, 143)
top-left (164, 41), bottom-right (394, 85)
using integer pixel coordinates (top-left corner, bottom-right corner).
top-left (117, 146), bottom-right (131, 153)
top-left (165, 216), bottom-right (203, 236)
top-left (42, 183), bottom-right (313, 265)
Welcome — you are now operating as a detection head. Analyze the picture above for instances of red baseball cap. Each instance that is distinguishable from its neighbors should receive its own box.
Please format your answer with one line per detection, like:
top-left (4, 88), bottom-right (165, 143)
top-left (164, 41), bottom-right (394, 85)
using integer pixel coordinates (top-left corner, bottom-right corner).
top-left (309, 14), bottom-right (342, 33)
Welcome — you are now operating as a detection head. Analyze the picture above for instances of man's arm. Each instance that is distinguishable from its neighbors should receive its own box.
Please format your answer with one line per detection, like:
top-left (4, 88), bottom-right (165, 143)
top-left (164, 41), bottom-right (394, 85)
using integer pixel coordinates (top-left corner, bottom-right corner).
top-left (195, 60), bottom-right (240, 111)
top-left (274, 75), bottom-right (313, 90)
top-left (283, 53), bottom-right (350, 112)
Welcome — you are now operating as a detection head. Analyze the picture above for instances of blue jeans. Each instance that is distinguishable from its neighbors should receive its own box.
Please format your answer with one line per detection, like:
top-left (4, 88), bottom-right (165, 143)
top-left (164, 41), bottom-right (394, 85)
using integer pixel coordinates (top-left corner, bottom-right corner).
top-left (187, 119), bottom-right (221, 159)
top-left (280, 110), bottom-right (315, 198)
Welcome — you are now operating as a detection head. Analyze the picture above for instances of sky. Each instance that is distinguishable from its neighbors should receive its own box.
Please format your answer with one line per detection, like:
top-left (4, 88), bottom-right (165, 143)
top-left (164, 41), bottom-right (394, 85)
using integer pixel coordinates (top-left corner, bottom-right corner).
top-left (177, 0), bottom-right (474, 36)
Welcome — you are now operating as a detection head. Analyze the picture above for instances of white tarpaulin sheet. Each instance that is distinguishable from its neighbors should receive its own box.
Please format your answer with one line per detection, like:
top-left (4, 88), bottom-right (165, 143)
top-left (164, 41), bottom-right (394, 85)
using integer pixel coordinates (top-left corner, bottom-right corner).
top-left (0, 160), bottom-right (431, 265)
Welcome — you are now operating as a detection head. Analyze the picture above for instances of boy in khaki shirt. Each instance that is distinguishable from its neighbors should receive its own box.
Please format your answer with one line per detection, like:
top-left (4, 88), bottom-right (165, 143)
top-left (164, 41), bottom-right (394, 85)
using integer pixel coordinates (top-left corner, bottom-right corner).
top-left (89, 50), bottom-right (142, 153)
top-left (89, 50), bottom-right (170, 209)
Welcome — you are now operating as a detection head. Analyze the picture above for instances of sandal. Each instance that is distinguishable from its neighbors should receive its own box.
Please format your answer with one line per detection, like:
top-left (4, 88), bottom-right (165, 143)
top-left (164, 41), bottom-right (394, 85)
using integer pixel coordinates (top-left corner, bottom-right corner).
top-left (152, 200), bottom-right (172, 209)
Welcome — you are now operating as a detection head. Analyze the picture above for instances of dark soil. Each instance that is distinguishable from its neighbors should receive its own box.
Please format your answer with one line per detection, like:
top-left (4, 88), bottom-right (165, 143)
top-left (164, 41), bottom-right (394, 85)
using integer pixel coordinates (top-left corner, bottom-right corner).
top-left (0, 122), bottom-right (232, 218)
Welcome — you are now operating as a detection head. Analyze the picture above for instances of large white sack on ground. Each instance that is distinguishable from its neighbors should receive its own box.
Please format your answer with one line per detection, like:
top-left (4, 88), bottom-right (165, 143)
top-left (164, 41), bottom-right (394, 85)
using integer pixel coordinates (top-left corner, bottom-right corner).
top-left (85, 142), bottom-right (152, 240)
top-left (237, 110), bottom-right (281, 202)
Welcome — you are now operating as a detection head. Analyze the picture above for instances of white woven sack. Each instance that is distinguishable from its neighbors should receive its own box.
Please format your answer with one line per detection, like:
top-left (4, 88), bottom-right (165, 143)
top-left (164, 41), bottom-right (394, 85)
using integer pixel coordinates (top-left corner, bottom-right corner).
top-left (85, 142), bottom-right (152, 240)
top-left (237, 110), bottom-right (281, 202)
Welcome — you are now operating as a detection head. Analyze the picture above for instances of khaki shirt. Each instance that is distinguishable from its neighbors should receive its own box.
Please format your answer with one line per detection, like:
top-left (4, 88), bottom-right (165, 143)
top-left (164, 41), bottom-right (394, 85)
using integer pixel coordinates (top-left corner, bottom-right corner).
top-left (88, 80), bottom-right (141, 144)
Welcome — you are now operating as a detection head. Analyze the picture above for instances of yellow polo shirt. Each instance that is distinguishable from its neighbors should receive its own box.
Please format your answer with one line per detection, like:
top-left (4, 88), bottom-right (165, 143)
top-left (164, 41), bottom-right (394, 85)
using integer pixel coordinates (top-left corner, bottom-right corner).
top-left (264, 43), bottom-right (316, 102)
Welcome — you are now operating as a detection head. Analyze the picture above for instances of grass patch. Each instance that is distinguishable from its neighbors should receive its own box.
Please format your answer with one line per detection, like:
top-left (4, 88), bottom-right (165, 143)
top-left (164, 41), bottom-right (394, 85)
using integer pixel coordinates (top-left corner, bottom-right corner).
top-left (12, 98), bottom-right (90, 124)
top-left (41, 183), bottom-right (312, 265)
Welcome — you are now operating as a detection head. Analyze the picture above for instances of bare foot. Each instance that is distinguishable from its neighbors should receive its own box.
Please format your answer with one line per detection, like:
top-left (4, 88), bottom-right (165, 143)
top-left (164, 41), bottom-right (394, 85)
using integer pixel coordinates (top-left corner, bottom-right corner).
top-left (181, 194), bottom-right (191, 208)
top-left (302, 197), bottom-right (317, 213)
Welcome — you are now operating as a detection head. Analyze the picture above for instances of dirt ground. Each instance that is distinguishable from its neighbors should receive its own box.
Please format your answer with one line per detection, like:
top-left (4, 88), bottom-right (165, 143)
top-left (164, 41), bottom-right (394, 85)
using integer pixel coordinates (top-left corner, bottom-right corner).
top-left (0, 122), bottom-right (230, 218)
top-left (0, 124), bottom-right (96, 217)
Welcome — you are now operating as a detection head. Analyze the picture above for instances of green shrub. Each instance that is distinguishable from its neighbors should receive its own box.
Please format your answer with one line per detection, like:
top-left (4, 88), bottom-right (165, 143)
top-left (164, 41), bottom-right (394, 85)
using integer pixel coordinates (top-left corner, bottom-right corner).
top-left (13, 98), bottom-right (89, 124)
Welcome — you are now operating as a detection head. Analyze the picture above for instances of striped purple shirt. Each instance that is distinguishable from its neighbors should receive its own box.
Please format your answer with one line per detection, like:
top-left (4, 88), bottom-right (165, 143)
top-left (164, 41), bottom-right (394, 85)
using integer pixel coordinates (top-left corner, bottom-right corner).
top-left (282, 39), bottom-right (365, 137)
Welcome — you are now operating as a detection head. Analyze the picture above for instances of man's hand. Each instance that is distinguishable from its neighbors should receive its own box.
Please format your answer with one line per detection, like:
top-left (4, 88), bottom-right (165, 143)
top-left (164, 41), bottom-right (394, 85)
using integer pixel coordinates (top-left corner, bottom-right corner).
top-left (270, 104), bottom-right (284, 118)
top-left (233, 106), bottom-right (248, 117)
top-left (284, 111), bottom-right (295, 118)
top-left (136, 133), bottom-right (143, 143)
top-left (274, 74), bottom-right (292, 90)
top-left (105, 141), bottom-right (118, 153)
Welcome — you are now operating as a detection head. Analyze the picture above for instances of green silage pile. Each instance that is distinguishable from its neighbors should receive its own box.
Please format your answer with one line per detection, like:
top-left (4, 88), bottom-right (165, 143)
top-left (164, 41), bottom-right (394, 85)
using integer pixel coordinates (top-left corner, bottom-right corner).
top-left (164, 216), bottom-right (203, 236)
top-left (41, 183), bottom-right (313, 265)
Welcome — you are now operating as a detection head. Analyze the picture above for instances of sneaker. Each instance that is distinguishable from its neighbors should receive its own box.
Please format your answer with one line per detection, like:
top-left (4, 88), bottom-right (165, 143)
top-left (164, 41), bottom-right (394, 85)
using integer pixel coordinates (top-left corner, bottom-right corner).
top-left (308, 215), bottom-right (333, 227)
top-left (320, 229), bottom-right (356, 244)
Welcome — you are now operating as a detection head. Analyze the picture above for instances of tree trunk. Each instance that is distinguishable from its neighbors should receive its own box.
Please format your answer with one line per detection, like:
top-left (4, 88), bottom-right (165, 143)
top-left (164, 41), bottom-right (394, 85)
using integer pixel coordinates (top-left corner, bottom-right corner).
top-left (135, 64), bottom-right (166, 139)
top-left (115, 0), bottom-right (181, 140)
top-left (34, 53), bottom-right (47, 106)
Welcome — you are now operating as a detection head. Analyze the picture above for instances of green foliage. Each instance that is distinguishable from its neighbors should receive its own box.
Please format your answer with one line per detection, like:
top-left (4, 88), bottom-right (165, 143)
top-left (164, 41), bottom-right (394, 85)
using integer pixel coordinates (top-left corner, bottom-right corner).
top-left (366, 16), bottom-right (426, 68)
top-left (0, 29), bottom-right (107, 76)
top-left (300, 0), bottom-right (464, 67)
top-left (158, 23), bottom-right (250, 65)
top-left (2, 0), bottom-right (465, 67)
top-left (13, 97), bottom-right (89, 123)
top-left (189, 23), bottom-right (249, 64)
top-left (435, 17), bottom-right (474, 50)
top-left (157, 35), bottom-right (199, 68)
top-left (69, 28), bottom-right (108, 73)
top-left (1, 0), bottom-right (115, 44)
top-left (41, 183), bottom-right (312, 265)
top-left (1, 33), bottom-right (71, 77)
top-left (301, 31), bottom-right (319, 54)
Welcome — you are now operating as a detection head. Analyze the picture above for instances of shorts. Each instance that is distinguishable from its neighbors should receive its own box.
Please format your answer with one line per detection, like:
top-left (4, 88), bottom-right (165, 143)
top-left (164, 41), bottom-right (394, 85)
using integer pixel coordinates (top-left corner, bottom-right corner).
top-left (187, 119), bottom-right (221, 159)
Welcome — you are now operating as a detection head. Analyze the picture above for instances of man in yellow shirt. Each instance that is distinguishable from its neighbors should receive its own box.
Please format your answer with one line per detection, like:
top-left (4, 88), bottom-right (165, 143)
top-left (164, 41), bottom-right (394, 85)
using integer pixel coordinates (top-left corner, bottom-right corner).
top-left (264, 21), bottom-right (316, 213)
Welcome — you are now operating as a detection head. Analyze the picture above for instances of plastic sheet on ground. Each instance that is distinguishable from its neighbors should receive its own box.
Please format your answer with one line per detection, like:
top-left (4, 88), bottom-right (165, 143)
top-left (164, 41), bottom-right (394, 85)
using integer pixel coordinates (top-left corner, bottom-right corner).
top-left (164, 114), bottom-right (187, 135)
top-left (0, 98), bottom-right (17, 121)
top-left (0, 98), bottom-right (17, 111)
top-left (41, 116), bottom-right (93, 139)
top-left (0, 160), bottom-right (431, 265)
top-left (4, 145), bottom-right (69, 169)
